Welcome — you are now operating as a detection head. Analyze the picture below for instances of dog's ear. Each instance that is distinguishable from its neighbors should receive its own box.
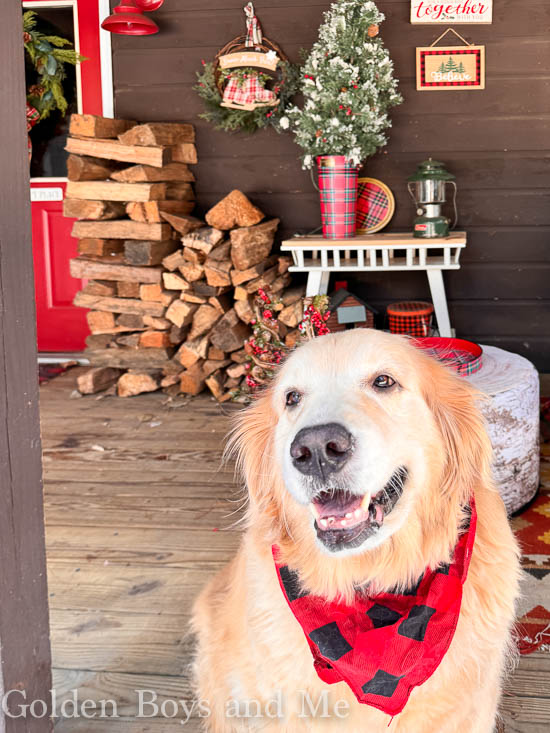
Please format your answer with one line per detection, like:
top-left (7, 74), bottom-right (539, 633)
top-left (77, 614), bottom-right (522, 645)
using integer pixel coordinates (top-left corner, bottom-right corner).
top-left (225, 388), bottom-right (283, 528)
top-left (420, 354), bottom-right (493, 503)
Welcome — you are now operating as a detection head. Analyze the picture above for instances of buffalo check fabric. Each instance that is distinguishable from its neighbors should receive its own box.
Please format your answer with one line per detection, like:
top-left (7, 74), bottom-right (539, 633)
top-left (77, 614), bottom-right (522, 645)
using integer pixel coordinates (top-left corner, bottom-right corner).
top-left (317, 156), bottom-right (358, 239)
top-left (388, 301), bottom-right (434, 338)
top-left (356, 181), bottom-right (391, 232)
top-left (273, 502), bottom-right (477, 716)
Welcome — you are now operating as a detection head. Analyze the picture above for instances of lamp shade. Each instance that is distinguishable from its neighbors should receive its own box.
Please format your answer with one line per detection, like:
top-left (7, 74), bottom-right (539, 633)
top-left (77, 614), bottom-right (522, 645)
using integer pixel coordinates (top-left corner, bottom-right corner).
top-left (101, 0), bottom-right (159, 36)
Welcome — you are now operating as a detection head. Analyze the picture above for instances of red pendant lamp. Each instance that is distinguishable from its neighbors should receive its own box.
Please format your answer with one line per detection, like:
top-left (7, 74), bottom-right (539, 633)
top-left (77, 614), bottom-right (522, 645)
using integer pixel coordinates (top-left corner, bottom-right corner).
top-left (101, 0), bottom-right (164, 36)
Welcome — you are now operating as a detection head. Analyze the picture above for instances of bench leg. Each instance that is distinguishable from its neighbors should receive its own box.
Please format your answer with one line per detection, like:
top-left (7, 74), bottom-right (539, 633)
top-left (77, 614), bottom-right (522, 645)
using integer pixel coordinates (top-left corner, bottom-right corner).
top-left (306, 270), bottom-right (331, 297)
top-left (427, 269), bottom-right (452, 337)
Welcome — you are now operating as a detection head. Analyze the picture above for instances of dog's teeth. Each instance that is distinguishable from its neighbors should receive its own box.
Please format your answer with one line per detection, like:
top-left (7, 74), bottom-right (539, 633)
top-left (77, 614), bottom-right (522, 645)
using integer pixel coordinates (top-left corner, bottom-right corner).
top-left (341, 519), bottom-right (347, 527)
top-left (354, 508), bottom-right (363, 518)
top-left (345, 512), bottom-right (353, 519)
top-left (327, 516), bottom-right (335, 525)
top-left (320, 518), bottom-right (328, 528)
top-left (360, 494), bottom-right (371, 511)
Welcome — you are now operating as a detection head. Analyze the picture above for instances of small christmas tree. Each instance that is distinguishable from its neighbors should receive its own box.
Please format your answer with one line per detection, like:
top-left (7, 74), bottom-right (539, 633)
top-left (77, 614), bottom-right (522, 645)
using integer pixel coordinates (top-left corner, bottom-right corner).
top-left (286, 0), bottom-right (402, 168)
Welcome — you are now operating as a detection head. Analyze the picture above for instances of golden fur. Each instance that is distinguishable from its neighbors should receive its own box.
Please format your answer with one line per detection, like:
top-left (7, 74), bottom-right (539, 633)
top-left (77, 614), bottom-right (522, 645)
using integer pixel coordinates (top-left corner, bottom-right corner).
top-left (192, 330), bottom-right (520, 732)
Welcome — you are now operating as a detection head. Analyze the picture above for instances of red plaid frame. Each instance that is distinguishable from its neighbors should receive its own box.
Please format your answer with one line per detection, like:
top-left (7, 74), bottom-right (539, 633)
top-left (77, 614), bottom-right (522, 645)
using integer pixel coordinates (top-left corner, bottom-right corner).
top-left (417, 46), bottom-right (485, 91)
top-left (317, 156), bottom-right (358, 239)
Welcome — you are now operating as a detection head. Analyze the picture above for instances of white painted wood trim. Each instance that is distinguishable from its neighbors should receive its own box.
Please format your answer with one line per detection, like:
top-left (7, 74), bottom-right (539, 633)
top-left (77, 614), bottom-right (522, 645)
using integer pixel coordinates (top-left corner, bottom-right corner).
top-left (98, 0), bottom-right (114, 117)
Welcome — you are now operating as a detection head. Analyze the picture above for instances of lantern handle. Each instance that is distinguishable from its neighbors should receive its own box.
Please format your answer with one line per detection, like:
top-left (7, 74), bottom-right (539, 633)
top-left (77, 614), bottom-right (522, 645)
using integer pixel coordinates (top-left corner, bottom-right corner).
top-left (448, 181), bottom-right (458, 230)
top-left (430, 27), bottom-right (472, 48)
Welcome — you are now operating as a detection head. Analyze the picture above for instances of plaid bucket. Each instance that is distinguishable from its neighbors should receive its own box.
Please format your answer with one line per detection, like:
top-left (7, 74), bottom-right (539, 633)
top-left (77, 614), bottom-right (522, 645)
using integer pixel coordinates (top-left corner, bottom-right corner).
top-left (317, 156), bottom-right (359, 239)
top-left (387, 301), bottom-right (434, 337)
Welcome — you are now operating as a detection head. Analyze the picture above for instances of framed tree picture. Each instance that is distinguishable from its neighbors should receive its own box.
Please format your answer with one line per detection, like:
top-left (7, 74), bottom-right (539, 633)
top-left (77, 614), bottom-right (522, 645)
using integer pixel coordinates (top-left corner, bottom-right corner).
top-left (416, 30), bottom-right (485, 91)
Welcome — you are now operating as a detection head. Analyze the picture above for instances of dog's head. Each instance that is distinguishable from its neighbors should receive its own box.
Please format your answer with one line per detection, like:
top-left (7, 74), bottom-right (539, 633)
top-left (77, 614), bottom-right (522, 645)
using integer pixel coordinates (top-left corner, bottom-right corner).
top-left (230, 330), bottom-right (491, 594)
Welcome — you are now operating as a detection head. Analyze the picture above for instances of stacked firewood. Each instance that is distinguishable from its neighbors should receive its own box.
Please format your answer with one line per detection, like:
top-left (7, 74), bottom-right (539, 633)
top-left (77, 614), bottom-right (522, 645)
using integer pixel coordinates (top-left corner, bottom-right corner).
top-left (72, 182), bottom-right (305, 400)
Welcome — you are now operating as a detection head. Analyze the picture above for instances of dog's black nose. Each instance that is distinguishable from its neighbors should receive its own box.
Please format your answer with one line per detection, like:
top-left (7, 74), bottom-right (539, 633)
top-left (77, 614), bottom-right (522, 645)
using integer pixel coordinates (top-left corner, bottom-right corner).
top-left (290, 423), bottom-right (354, 479)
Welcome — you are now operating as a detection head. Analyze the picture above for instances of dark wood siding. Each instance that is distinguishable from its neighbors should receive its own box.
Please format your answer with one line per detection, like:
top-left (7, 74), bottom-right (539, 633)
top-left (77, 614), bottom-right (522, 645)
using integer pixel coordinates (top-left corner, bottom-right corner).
top-left (111, 0), bottom-right (550, 368)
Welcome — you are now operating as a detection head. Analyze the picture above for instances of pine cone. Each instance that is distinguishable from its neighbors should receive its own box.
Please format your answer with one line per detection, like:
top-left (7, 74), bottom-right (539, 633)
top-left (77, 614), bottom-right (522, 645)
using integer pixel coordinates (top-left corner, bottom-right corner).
top-left (368, 25), bottom-right (379, 38)
top-left (23, 32), bottom-right (31, 43)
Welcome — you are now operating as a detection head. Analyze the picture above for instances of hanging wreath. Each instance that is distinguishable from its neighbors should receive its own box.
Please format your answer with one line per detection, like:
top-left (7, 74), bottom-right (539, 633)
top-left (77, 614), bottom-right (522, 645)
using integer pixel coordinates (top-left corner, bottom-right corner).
top-left (195, 3), bottom-right (299, 134)
top-left (23, 11), bottom-right (85, 121)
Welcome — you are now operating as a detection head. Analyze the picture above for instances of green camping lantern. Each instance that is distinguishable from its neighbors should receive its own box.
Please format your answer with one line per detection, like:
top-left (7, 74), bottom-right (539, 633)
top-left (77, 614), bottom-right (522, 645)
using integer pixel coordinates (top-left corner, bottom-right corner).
top-left (407, 159), bottom-right (458, 239)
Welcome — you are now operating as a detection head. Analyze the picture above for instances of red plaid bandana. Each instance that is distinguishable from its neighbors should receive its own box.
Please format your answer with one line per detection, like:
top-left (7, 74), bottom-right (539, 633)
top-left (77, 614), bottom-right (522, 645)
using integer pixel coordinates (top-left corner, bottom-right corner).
top-left (273, 501), bottom-right (476, 716)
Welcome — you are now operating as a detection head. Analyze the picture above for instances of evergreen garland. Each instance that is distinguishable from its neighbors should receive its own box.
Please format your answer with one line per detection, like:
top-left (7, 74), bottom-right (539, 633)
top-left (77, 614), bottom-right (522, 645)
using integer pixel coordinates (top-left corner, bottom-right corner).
top-left (23, 11), bottom-right (85, 121)
top-left (195, 60), bottom-right (300, 134)
top-left (287, 0), bottom-right (403, 168)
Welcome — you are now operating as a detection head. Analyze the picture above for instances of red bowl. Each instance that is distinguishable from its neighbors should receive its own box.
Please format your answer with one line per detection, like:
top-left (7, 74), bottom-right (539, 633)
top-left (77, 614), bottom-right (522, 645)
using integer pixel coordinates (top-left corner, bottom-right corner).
top-left (413, 337), bottom-right (483, 377)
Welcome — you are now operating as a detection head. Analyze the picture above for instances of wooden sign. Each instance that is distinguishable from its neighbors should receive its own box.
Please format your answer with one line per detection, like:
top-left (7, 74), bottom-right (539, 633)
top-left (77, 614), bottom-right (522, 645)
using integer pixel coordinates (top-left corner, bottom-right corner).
top-left (416, 45), bottom-right (485, 90)
top-left (218, 50), bottom-right (279, 72)
top-left (411, 1), bottom-right (492, 24)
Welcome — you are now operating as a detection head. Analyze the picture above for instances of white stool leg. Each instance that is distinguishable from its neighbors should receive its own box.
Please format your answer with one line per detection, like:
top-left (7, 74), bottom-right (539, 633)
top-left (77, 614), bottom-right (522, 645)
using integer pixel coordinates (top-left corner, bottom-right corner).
top-left (306, 271), bottom-right (331, 296)
top-left (427, 269), bottom-right (452, 337)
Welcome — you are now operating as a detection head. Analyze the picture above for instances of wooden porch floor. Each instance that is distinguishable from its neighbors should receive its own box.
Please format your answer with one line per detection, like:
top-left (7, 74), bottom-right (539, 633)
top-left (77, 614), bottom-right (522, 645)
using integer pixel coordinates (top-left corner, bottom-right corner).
top-left (40, 369), bottom-right (549, 732)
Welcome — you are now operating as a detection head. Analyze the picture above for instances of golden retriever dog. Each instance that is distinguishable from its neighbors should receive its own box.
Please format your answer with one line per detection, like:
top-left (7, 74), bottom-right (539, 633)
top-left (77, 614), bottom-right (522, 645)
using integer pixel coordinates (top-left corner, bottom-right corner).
top-left (192, 329), bottom-right (520, 732)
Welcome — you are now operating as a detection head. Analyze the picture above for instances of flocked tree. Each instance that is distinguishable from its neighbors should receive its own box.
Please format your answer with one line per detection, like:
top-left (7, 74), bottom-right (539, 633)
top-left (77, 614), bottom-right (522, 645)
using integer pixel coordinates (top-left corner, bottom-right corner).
top-left (285, 0), bottom-right (402, 168)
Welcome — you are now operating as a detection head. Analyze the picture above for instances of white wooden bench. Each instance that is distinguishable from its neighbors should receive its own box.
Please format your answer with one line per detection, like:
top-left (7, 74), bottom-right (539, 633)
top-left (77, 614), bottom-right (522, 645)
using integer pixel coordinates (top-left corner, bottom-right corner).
top-left (281, 231), bottom-right (467, 338)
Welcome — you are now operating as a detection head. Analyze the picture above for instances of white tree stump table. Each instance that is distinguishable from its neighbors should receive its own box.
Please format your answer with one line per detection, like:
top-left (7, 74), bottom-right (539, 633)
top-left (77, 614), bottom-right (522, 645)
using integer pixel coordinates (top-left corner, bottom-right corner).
top-left (281, 232), bottom-right (467, 338)
top-left (465, 345), bottom-right (540, 514)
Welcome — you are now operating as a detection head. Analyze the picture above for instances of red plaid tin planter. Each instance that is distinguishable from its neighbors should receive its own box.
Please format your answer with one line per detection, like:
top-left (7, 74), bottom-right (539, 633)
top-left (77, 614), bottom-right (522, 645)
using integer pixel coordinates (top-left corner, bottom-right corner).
top-left (413, 337), bottom-right (483, 377)
top-left (387, 301), bottom-right (434, 337)
top-left (317, 156), bottom-right (359, 239)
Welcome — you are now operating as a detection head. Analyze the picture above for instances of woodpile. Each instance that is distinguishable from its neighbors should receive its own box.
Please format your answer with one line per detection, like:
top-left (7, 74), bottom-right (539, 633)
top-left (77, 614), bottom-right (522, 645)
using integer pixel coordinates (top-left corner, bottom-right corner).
top-left (66, 124), bottom-right (303, 399)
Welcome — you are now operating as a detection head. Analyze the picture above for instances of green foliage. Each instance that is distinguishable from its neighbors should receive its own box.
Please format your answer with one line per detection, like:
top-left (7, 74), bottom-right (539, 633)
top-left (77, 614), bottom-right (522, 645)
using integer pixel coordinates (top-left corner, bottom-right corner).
top-left (195, 59), bottom-right (300, 135)
top-left (287, 0), bottom-right (402, 168)
top-left (23, 10), bottom-right (86, 121)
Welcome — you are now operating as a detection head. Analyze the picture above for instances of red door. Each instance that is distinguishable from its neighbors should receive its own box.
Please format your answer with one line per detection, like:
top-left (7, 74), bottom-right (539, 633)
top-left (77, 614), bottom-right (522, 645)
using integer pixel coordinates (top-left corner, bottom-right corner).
top-left (25, 0), bottom-right (112, 351)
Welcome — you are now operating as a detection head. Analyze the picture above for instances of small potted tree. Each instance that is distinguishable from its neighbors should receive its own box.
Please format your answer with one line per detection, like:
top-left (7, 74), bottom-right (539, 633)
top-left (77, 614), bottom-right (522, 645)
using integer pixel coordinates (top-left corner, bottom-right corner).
top-left (287, 0), bottom-right (402, 239)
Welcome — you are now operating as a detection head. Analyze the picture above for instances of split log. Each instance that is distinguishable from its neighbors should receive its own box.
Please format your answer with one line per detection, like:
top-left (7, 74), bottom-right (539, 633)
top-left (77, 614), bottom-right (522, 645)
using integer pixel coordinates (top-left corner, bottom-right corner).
top-left (226, 363), bottom-right (247, 380)
top-left (86, 311), bottom-right (116, 333)
top-left (230, 219), bottom-right (279, 270)
top-left (140, 283), bottom-right (165, 302)
top-left (209, 309), bottom-right (250, 353)
top-left (162, 251), bottom-right (187, 272)
top-left (160, 372), bottom-right (182, 388)
top-left (208, 294), bottom-right (232, 315)
top-left (77, 367), bottom-right (122, 395)
top-left (165, 300), bottom-right (197, 328)
top-left (72, 220), bottom-right (172, 241)
top-left (160, 212), bottom-right (203, 236)
top-left (278, 256), bottom-right (292, 274)
top-left (115, 333), bottom-right (141, 348)
top-left (179, 362), bottom-right (205, 396)
top-left (69, 113), bottom-right (136, 139)
top-left (126, 200), bottom-right (194, 223)
top-left (204, 260), bottom-right (231, 287)
top-left (208, 346), bottom-right (226, 361)
top-left (77, 239), bottom-right (124, 257)
top-left (81, 280), bottom-right (117, 297)
top-left (86, 348), bottom-right (173, 369)
top-left (111, 162), bottom-right (195, 183)
top-left (162, 272), bottom-right (189, 291)
top-left (192, 281), bottom-right (229, 298)
top-left (165, 181), bottom-right (196, 199)
top-left (63, 198), bottom-right (126, 221)
top-left (270, 272), bottom-right (292, 294)
top-left (74, 293), bottom-right (166, 317)
top-left (168, 324), bottom-right (187, 345)
top-left (234, 265), bottom-right (278, 299)
top-left (278, 299), bottom-right (304, 328)
top-left (182, 227), bottom-right (224, 248)
top-left (225, 378), bottom-right (241, 390)
top-left (66, 154), bottom-right (117, 181)
top-left (182, 246), bottom-right (205, 264)
top-left (139, 331), bottom-right (172, 348)
top-left (65, 136), bottom-right (170, 167)
top-left (203, 359), bottom-right (231, 378)
top-left (205, 190), bottom-right (264, 230)
top-left (188, 305), bottom-right (221, 340)
top-left (116, 281), bottom-right (141, 298)
top-left (117, 372), bottom-right (159, 397)
top-left (182, 292), bottom-right (207, 304)
top-left (118, 122), bottom-right (195, 146)
top-left (204, 371), bottom-right (225, 401)
top-left (178, 262), bottom-right (204, 282)
top-left (143, 315), bottom-right (171, 330)
top-left (70, 258), bottom-right (162, 283)
top-left (66, 181), bottom-right (167, 202)
top-left (175, 335), bottom-right (209, 368)
top-left (230, 255), bottom-right (278, 286)
top-left (85, 333), bottom-right (112, 349)
top-left (231, 349), bottom-right (247, 363)
top-left (281, 285), bottom-right (306, 306)
top-left (170, 143), bottom-right (198, 164)
top-left (234, 298), bottom-right (254, 323)
top-left (117, 314), bottom-right (145, 329)
top-left (123, 239), bottom-right (178, 267)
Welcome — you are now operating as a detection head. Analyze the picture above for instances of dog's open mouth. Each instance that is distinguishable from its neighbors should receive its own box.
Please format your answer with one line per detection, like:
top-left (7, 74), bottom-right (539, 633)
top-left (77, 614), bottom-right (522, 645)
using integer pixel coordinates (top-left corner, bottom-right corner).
top-left (310, 466), bottom-right (408, 551)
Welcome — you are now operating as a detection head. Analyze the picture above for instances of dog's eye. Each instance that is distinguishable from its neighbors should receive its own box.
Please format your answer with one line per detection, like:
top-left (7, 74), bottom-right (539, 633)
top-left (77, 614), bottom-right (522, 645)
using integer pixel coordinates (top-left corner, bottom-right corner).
top-left (285, 390), bottom-right (302, 407)
top-left (373, 374), bottom-right (396, 389)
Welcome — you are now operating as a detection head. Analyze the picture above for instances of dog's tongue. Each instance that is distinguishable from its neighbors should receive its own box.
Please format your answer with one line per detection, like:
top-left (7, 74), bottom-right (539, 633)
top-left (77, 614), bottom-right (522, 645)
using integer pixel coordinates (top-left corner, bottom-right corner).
top-left (312, 492), bottom-right (363, 520)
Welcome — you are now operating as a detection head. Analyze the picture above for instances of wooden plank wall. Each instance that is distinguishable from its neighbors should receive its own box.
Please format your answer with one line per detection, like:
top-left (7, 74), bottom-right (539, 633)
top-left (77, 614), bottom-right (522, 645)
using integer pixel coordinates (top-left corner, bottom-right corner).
top-left (111, 0), bottom-right (550, 369)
